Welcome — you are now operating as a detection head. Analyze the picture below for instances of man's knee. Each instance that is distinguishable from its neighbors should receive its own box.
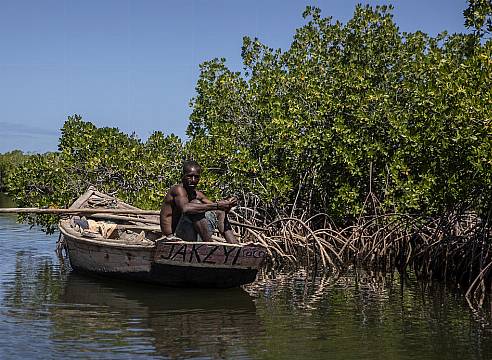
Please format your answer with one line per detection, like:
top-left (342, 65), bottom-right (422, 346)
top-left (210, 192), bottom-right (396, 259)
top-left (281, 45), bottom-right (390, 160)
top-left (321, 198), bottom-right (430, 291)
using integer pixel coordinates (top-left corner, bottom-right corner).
top-left (188, 202), bottom-right (205, 222)
top-left (187, 199), bottom-right (205, 222)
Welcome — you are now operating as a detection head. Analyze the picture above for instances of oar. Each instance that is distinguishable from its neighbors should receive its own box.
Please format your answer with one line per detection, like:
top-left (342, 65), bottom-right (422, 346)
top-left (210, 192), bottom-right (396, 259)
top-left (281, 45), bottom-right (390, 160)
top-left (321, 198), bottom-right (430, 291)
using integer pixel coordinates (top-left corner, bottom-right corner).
top-left (0, 207), bottom-right (159, 215)
top-left (0, 207), bottom-right (267, 231)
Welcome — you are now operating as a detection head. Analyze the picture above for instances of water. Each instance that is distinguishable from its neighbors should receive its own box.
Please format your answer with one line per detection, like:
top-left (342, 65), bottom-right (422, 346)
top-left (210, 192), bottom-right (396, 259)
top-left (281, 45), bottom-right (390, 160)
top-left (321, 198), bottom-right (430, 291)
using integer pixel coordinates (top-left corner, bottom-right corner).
top-left (1, 195), bottom-right (492, 359)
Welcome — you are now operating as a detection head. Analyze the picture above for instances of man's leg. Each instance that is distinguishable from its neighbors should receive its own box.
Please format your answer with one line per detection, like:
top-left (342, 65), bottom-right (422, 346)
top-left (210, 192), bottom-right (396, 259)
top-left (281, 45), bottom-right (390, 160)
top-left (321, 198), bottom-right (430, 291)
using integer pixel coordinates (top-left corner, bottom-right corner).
top-left (189, 199), bottom-right (212, 241)
top-left (216, 211), bottom-right (239, 244)
top-left (191, 216), bottom-right (212, 241)
top-left (174, 215), bottom-right (198, 241)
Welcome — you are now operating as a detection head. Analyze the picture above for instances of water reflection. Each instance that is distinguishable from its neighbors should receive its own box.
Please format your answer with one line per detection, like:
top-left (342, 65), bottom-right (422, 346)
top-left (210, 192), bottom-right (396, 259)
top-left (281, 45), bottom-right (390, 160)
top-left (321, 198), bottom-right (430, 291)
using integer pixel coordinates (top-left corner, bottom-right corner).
top-left (245, 269), bottom-right (492, 360)
top-left (58, 274), bottom-right (261, 359)
top-left (0, 201), bottom-right (263, 358)
top-left (2, 208), bottom-right (492, 359)
top-left (1, 252), bottom-right (262, 359)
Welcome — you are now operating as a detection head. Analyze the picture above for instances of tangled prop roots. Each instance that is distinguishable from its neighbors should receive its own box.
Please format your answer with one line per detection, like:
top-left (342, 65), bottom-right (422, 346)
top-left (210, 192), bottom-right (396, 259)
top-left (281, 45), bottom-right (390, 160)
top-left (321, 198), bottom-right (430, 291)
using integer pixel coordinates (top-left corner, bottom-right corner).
top-left (230, 208), bottom-right (492, 310)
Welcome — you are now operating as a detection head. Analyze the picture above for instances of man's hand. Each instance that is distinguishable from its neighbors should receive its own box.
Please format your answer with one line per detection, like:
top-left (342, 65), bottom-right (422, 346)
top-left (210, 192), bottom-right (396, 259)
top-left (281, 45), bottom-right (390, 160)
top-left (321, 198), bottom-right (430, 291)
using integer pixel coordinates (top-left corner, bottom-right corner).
top-left (227, 196), bottom-right (238, 207)
top-left (217, 197), bottom-right (237, 212)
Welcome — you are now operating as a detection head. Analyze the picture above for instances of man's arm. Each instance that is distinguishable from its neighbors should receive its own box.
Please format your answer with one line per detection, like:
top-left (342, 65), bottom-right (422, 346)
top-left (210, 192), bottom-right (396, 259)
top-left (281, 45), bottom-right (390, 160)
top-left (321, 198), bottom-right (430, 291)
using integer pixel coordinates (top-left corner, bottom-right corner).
top-left (195, 191), bottom-right (213, 204)
top-left (196, 191), bottom-right (238, 212)
top-left (174, 187), bottom-right (220, 213)
top-left (174, 187), bottom-right (236, 214)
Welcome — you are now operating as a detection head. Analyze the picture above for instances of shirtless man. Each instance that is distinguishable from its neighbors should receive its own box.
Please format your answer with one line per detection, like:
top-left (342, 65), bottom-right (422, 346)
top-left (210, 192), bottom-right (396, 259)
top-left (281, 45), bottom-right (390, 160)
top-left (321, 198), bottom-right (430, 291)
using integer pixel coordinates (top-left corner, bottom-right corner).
top-left (160, 160), bottom-right (238, 243)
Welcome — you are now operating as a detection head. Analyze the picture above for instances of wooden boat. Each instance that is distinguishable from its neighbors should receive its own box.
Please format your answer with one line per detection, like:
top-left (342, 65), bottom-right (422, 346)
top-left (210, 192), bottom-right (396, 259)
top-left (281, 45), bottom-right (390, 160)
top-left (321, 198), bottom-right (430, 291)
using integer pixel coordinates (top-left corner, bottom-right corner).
top-left (58, 188), bottom-right (268, 288)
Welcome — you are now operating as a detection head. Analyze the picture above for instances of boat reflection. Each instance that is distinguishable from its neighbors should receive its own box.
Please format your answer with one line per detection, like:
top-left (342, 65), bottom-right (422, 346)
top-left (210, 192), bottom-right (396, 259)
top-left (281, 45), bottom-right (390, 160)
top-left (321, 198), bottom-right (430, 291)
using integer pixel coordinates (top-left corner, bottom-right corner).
top-left (56, 273), bottom-right (262, 358)
top-left (0, 228), bottom-right (263, 359)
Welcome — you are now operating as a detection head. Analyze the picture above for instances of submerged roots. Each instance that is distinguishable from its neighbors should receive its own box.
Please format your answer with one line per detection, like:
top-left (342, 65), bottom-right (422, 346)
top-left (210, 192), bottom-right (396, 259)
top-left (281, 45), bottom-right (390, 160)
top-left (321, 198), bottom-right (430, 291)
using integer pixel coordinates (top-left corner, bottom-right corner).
top-left (230, 207), bottom-right (492, 310)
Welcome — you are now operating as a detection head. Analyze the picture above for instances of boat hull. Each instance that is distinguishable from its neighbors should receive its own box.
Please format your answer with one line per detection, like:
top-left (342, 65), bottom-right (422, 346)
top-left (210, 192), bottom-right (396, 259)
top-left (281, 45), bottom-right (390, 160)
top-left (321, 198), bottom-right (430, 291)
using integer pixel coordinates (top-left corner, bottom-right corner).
top-left (62, 233), bottom-right (263, 288)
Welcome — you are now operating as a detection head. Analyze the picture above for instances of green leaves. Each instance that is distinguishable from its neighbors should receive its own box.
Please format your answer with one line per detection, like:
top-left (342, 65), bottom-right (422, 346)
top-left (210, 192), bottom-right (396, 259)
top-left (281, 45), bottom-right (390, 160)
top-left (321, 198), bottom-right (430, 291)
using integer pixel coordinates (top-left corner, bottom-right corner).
top-left (0, 150), bottom-right (29, 191)
top-left (464, 0), bottom-right (492, 38)
top-left (6, 115), bottom-right (183, 232)
top-left (187, 5), bottom-right (492, 221)
top-left (5, 4), bottom-right (492, 230)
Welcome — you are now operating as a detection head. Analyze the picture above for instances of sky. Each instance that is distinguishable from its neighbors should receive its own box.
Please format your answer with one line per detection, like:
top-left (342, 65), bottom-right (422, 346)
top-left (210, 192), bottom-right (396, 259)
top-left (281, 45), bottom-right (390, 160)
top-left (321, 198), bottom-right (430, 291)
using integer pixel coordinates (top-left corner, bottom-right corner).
top-left (0, 0), bottom-right (470, 153)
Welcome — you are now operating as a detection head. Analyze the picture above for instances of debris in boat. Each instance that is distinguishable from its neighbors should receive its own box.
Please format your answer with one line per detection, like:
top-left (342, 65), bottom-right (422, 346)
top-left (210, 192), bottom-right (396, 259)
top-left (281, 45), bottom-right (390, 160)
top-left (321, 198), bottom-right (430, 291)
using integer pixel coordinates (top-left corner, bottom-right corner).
top-left (71, 216), bottom-right (117, 238)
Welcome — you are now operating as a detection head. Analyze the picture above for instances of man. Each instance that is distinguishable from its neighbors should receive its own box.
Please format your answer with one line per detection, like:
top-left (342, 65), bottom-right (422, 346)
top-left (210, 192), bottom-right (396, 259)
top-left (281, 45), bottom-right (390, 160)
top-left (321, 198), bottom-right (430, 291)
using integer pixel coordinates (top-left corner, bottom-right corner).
top-left (160, 160), bottom-right (239, 243)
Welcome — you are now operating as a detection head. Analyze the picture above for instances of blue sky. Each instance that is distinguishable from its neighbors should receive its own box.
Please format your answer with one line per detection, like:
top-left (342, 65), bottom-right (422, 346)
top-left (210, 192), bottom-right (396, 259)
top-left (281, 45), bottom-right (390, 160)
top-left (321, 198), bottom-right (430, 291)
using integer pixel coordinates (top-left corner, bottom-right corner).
top-left (0, 0), bottom-right (469, 153)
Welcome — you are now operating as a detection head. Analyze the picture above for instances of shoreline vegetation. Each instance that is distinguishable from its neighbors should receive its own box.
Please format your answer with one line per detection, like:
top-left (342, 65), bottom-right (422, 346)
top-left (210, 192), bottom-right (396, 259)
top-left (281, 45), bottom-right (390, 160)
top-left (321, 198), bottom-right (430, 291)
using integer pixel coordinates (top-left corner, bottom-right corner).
top-left (0, 150), bottom-right (30, 192)
top-left (1, 3), bottom-right (491, 309)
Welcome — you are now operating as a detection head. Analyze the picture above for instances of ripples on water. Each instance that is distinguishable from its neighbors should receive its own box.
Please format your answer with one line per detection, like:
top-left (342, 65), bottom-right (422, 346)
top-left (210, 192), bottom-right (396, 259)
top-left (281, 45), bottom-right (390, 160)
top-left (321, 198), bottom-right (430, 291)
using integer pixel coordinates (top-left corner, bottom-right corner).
top-left (1, 212), bottom-right (492, 359)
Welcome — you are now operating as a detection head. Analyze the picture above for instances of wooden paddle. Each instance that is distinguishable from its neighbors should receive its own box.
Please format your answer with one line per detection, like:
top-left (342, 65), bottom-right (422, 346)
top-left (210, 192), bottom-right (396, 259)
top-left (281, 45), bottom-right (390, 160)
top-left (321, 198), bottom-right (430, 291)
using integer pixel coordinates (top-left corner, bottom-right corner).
top-left (0, 207), bottom-right (267, 231)
top-left (0, 207), bottom-right (159, 215)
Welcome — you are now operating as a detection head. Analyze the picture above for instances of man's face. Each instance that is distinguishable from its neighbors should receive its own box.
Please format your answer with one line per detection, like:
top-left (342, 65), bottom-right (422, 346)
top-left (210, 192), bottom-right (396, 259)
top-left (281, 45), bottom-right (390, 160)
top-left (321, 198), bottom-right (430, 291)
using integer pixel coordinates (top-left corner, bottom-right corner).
top-left (182, 166), bottom-right (201, 190)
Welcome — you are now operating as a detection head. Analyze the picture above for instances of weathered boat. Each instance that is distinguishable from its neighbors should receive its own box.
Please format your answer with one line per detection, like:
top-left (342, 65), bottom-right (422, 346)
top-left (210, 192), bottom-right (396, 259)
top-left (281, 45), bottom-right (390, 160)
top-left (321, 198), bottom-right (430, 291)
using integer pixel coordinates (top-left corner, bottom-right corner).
top-left (58, 188), bottom-right (268, 288)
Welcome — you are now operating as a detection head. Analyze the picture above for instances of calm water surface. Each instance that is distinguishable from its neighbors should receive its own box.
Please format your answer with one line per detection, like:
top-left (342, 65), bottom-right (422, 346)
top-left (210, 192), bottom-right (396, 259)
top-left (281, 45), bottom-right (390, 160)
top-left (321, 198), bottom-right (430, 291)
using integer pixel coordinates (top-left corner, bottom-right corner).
top-left (1, 194), bottom-right (492, 359)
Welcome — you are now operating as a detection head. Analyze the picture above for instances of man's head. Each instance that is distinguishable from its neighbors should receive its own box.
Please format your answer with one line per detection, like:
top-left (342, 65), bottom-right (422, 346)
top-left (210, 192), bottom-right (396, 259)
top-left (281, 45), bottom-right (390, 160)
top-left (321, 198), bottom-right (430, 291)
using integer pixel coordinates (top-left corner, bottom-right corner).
top-left (182, 160), bottom-right (201, 190)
